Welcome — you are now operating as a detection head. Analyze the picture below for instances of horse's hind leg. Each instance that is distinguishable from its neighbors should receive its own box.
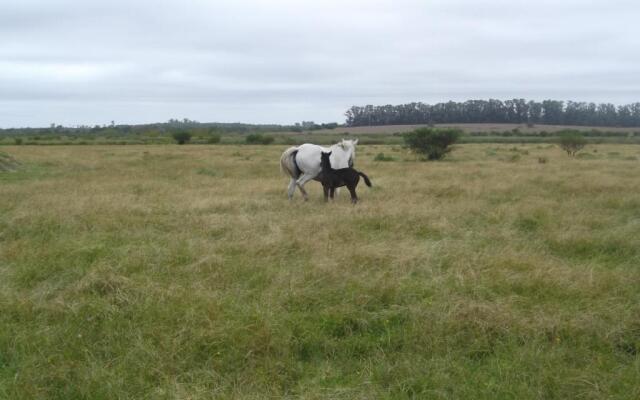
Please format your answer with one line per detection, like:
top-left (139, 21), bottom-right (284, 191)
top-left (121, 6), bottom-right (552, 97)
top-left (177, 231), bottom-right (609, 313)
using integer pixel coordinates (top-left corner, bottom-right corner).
top-left (287, 178), bottom-right (297, 200)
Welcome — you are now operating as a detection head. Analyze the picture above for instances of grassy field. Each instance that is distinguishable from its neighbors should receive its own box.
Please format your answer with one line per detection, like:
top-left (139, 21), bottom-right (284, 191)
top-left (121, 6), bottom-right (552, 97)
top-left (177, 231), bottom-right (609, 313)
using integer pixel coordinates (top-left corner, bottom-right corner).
top-left (1, 143), bottom-right (640, 399)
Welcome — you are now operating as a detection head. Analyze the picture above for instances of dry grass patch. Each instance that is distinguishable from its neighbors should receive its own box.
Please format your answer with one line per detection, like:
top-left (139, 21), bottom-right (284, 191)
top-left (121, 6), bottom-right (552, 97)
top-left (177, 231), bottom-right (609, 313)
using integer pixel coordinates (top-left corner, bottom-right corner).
top-left (1, 144), bottom-right (640, 399)
top-left (0, 151), bottom-right (21, 172)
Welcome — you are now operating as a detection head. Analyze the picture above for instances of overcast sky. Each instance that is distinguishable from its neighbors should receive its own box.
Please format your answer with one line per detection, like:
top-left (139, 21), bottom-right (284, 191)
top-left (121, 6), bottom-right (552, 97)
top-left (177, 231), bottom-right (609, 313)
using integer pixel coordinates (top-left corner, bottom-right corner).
top-left (1, 0), bottom-right (639, 128)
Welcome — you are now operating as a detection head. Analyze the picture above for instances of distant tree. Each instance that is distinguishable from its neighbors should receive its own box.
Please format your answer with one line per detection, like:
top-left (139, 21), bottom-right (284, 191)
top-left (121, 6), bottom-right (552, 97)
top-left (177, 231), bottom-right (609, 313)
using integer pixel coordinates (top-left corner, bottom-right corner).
top-left (320, 122), bottom-right (339, 129)
top-left (344, 99), bottom-right (640, 128)
top-left (541, 100), bottom-right (564, 124)
top-left (301, 121), bottom-right (316, 129)
top-left (514, 98), bottom-right (529, 123)
top-left (291, 123), bottom-right (303, 133)
top-left (172, 131), bottom-right (192, 145)
top-left (527, 101), bottom-right (543, 124)
top-left (403, 128), bottom-right (461, 160)
top-left (558, 131), bottom-right (586, 156)
top-left (617, 105), bottom-right (633, 127)
top-left (597, 103), bottom-right (618, 126)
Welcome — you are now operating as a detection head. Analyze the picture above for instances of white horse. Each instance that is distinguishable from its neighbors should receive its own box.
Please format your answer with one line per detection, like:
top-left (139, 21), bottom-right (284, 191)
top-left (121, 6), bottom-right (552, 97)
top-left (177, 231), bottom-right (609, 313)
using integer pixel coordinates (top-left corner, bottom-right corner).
top-left (280, 138), bottom-right (358, 200)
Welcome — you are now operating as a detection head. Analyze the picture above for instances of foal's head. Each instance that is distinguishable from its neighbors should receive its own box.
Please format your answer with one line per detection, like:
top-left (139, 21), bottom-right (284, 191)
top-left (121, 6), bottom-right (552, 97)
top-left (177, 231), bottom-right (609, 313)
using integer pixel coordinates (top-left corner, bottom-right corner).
top-left (320, 151), bottom-right (332, 171)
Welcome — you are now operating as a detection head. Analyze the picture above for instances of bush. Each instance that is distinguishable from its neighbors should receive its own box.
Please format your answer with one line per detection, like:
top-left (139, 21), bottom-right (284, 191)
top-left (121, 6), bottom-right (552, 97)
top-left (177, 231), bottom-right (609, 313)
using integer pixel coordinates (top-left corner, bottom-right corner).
top-left (403, 128), bottom-right (461, 160)
top-left (206, 134), bottom-right (221, 144)
top-left (507, 154), bottom-right (521, 162)
top-left (172, 131), bottom-right (192, 145)
top-left (576, 153), bottom-right (597, 160)
top-left (373, 152), bottom-right (395, 162)
top-left (557, 131), bottom-right (586, 156)
top-left (282, 137), bottom-right (297, 145)
top-left (245, 134), bottom-right (274, 145)
top-left (14, 137), bottom-right (23, 145)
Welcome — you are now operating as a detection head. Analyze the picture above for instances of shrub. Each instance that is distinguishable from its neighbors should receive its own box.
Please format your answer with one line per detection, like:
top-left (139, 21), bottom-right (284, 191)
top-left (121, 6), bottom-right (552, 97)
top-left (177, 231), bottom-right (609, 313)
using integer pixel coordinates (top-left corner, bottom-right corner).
top-left (538, 157), bottom-right (548, 164)
top-left (172, 131), bottom-right (192, 145)
top-left (373, 152), bottom-right (395, 162)
top-left (282, 137), bottom-right (297, 145)
top-left (557, 131), bottom-right (586, 156)
top-left (14, 137), bottom-right (23, 145)
top-left (358, 138), bottom-right (384, 145)
top-left (206, 134), bottom-right (221, 144)
top-left (245, 134), bottom-right (274, 145)
top-left (509, 147), bottom-right (529, 155)
top-left (507, 154), bottom-right (521, 162)
top-left (576, 153), bottom-right (597, 160)
top-left (197, 168), bottom-right (219, 177)
top-left (403, 128), bottom-right (461, 160)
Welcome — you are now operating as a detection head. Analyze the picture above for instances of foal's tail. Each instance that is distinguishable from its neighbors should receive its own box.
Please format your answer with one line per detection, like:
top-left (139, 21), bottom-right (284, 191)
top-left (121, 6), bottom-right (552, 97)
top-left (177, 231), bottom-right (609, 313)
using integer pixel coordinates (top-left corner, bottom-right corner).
top-left (358, 171), bottom-right (372, 187)
top-left (280, 146), bottom-right (300, 179)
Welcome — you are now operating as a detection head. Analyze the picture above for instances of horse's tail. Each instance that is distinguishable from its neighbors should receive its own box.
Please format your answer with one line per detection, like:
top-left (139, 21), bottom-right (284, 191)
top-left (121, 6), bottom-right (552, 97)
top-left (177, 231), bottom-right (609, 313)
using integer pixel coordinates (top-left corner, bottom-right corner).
top-left (358, 171), bottom-right (372, 187)
top-left (280, 146), bottom-right (300, 179)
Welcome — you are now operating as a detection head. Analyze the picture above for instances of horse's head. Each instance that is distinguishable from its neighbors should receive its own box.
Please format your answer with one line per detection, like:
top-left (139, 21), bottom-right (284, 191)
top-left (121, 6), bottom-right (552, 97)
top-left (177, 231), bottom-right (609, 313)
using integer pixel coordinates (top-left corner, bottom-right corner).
top-left (339, 138), bottom-right (358, 150)
top-left (337, 138), bottom-right (358, 167)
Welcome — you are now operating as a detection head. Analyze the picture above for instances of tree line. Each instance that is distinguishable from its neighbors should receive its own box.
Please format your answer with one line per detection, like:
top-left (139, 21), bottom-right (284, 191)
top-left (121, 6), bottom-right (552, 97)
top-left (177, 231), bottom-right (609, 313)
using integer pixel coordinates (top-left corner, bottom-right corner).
top-left (0, 119), bottom-right (340, 137)
top-left (345, 99), bottom-right (640, 127)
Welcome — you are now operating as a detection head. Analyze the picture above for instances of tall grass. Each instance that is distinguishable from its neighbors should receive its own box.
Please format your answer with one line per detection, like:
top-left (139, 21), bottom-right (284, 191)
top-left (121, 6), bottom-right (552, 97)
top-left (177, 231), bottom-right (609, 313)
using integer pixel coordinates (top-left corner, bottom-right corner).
top-left (1, 144), bottom-right (640, 398)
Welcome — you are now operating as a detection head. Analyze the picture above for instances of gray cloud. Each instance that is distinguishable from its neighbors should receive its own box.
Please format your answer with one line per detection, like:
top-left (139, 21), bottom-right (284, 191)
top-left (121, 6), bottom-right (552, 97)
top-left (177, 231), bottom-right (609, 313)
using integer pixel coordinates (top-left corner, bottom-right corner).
top-left (1, 0), bottom-right (639, 127)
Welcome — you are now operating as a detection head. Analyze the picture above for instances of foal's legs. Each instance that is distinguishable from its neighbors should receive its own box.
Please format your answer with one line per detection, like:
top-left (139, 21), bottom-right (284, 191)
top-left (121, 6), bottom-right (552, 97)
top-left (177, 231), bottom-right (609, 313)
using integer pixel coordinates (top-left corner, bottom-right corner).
top-left (322, 185), bottom-right (330, 202)
top-left (347, 184), bottom-right (358, 204)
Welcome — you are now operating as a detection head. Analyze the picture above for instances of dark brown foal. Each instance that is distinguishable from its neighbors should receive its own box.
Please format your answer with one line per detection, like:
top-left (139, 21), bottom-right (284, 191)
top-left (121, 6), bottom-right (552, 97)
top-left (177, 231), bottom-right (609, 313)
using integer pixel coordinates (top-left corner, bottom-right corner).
top-left (318, 151), bottom-right (372, 204)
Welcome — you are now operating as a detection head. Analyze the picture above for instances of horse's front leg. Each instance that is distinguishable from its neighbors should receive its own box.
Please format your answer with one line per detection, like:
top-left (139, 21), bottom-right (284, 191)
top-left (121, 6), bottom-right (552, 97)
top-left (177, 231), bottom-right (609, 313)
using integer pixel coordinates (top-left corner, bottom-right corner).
top-left (295, 173), bottom-right (316, 201)
top-left (329, 187), bottom-right (336, 200)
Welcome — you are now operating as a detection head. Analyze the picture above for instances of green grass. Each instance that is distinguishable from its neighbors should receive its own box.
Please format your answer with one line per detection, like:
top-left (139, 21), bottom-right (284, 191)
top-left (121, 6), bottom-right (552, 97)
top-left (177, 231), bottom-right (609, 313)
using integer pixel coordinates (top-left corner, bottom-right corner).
top-left (1, 144), bottom-right (640, 398)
